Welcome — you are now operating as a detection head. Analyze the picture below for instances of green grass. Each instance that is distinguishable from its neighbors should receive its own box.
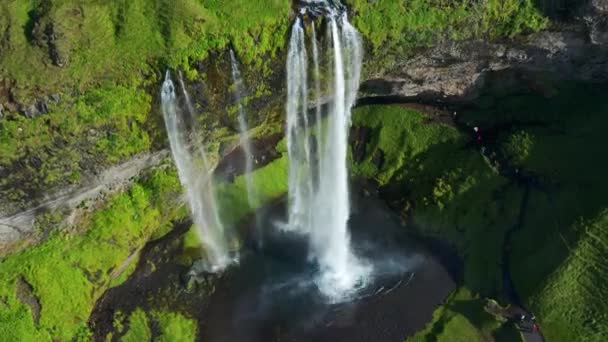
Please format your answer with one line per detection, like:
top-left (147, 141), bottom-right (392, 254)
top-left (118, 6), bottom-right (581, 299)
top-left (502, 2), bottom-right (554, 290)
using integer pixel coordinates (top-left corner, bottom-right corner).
top-left (407, 288), bottom-right (503, 342)
top-left (120, 309), bottom-right (197, 342)
top-left (0, 0), bottom-right (290, 102)
top-left (216, 154), bottom-right (288, 227)
top-left (530, 211), bottom-right (608, 342)
top-left (351, 105), bottom-right (462, 184)
top-left (0, 1), bottom-right (289, 207)
top-left (152, 311), bottom-right (198, 342)
top-left (121, 309), bottom-right (152, 342)
top-left (351, 104), bottom-right (522, 295)
top-left (348, 0), bottom-right (547, 72)
top-left (0, 167), bottom-right (185, 341)
top-left (463, 81), bottom-right (608, 342)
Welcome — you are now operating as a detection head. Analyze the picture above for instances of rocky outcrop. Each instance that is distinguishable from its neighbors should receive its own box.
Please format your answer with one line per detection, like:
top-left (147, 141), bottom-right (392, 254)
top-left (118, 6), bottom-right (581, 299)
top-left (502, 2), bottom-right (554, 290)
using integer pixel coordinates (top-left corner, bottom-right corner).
top-left (585, 0), bottom-right (608, 45)
top-left (361, 13), bottom-right (608, 103)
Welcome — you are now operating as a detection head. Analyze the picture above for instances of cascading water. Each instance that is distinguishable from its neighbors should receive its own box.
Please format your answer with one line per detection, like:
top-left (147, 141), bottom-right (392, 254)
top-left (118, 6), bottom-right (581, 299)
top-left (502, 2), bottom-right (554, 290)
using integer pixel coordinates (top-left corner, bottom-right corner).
top-left (286, 17), bottom-right (314, 234)
top-left (229, 50), bottom-right (257, 211)
top-left (286, 2), bottom-right (370, 300)
top-left (161, 71), bottom-right (234, 272)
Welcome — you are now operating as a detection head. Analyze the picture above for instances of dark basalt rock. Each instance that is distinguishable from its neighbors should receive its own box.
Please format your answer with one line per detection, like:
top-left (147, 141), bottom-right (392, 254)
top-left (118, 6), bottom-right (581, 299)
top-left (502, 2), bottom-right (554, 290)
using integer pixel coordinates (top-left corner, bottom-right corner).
top-left (350, 126), bottom-right (372, 163)
top-left (19, 99), bottom-right (49, 118)
top-left (585, 0), bottom-right (608, 45)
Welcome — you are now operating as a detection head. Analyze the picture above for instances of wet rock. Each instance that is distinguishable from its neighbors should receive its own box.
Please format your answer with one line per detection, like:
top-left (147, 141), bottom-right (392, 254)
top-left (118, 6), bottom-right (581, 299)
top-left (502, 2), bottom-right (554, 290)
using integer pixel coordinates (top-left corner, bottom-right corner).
top-left (48, 94), bottom-right (60, 103)
top-left (350, 126), bottom-right (372, 163)
top-left (20, 100), bottom-right (49, 118)
top-left (4, 102), bottom-right (17, 113)
top-left (592, 0), bottom-right (608, 12)
top-left (15, 277), bottom-right (41, 325)
top-left (181, 259), bottom-right (219, 292)
top-left (584, 1), bottom-right (608, 45)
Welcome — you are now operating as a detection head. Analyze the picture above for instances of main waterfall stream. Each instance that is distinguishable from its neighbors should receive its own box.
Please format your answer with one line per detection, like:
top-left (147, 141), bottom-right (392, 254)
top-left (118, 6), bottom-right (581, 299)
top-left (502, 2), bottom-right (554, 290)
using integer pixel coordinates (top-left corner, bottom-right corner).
top-left (286, 1), bottom-right (369, 301)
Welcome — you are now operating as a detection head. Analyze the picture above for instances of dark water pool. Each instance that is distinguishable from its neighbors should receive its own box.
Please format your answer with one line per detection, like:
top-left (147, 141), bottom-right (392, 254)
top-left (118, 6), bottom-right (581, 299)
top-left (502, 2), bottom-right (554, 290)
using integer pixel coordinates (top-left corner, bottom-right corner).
top-left (197, 193), bottom-right (456, 342)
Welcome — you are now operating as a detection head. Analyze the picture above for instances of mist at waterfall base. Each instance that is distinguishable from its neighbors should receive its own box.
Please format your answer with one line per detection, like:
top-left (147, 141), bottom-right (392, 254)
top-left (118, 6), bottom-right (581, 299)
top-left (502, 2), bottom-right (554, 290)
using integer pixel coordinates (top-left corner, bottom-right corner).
top-left (200, 193), bottom-right (455, 342)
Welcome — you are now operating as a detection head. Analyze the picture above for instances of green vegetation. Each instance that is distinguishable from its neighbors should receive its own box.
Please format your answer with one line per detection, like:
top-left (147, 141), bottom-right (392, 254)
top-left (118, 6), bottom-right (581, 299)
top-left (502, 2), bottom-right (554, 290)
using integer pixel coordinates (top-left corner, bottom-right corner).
top-left (152, 311), bottom-right (198, 342)
top-left (0, 0), bottom-right (291, 207)
top-left (407, 288), bottom-right (505, 342)
top-left (0, 0), bottom-right (290, 102)
top-left (500, 130), bottom-right (534, 167)
top-left (122, 309), bottom-right (152, 342)
top-left (179, 153), bottom-right (288, 264)
top-left (351, 105), bottom-right (520, 294)
top-left (351, 105), bottom-right (461, 184)
top-left (353, 83), bottom-right (608, 342)
top-left (0, 167), bottom-right (185, 341)
top-left (0, 84), bottom-right (152, 205)
top-left (531, 211), bottom-right (608, 342)
top-left (120, 309), bottom-right (197, 342)
top-left (463, 82), bottom-right (608, 342)
top-left (349, 0), bottom-right (547, 69)
top-left (217, 154), bottom-right (288, 227)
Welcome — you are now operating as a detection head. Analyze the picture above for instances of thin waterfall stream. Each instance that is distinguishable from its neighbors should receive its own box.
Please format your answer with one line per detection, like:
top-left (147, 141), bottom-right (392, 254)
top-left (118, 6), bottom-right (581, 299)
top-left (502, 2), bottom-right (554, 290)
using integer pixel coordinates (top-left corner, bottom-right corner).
top-left (161, 71), bottom-right (235, 272)
top-left (229, 50), bottom-right (257, 211)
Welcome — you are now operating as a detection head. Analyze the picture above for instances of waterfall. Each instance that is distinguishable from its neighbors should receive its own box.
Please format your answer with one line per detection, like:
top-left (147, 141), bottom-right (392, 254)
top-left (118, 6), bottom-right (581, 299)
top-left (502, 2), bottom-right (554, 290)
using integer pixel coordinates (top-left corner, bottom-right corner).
top-left (285, 4), bottom-right (370, 300)
top-left (286, 17), bottom-right (314, 234)
top-left (161, 71), bottom-right (234, 272)
top-left (311, 24), bottom-right (323, 181)
top-left (229, 50), bottom-right (257, 211)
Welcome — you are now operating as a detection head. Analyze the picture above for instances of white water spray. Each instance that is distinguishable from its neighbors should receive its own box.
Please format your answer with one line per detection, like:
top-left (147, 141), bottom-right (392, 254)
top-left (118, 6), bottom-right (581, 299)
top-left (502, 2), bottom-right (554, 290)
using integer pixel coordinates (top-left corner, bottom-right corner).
top-left (311, 24), bottom-right (323, 177)
top-left (229, 50), bottom-right (257, 210)
top-left (286, 4), bottom-right (370, 300)
top-left (161, 71), bottom-right (234, 272)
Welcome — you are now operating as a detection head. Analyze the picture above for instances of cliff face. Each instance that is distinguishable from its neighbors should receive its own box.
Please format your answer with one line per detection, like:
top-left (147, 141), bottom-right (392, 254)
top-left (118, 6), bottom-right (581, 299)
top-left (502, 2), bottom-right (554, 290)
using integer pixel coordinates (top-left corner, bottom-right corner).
top-left (361, 1), bottom-right (608, 102)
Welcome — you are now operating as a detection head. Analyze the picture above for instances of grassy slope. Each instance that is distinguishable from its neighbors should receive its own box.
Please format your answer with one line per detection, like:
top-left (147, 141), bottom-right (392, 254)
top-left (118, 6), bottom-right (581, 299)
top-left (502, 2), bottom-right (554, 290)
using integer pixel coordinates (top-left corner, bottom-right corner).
top-left (460, 82), bottom-right (608, 342)
top-left (0, 0), bottom-right (290, 101)
top-left (0, 0), bottom-right (290, 207)
top-left (0, 167), bottom-right (186, 340)
top-left (353, 82), bottom-right (608, 342)
top-left (217, 154), bottom-right (288, 228)
top-left (0, 85), bottom-right (152, 205)
top-left (352, 105), bottom-right (521, 339)
top-left (407, 288), bottom-right (510, 342)
top-left (352, 105), bottom-right (522, 295)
